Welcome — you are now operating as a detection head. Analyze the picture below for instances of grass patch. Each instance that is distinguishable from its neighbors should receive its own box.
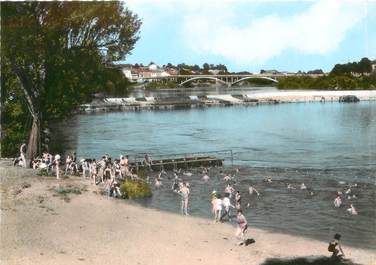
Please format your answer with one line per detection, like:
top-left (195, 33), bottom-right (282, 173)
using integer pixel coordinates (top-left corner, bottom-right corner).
top-left (120, 180), bottom-right (152, 199)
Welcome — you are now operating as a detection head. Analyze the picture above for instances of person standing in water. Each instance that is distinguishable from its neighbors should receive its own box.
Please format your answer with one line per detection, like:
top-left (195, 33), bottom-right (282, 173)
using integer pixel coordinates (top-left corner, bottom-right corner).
top-left (178, 182), bottom-right (190, 215)
top-left (248, 185), bottom-right (260, 196)
top-left (334, 195), bottom-right (342, 208)
top-left (220, 194), bottom-right (234, 222)
top-left (235, 191), bottom-right (242, 210)
top-left (347, 204), bottom-right (358, 215)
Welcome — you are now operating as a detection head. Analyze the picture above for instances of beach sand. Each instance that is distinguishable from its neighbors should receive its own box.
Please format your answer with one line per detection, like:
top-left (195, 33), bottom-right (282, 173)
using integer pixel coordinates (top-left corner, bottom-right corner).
top-left (1, 163), bottom-right (375, 265)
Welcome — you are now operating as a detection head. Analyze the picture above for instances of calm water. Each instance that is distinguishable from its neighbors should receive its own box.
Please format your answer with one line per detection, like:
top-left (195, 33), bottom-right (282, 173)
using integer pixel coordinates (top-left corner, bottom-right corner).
top-left (53, 101), bottom-right (376, 249)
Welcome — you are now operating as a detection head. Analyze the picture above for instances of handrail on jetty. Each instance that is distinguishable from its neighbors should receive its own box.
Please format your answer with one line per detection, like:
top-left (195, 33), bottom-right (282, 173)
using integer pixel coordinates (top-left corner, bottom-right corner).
top-left (130, 150), bottom-right (233, 171)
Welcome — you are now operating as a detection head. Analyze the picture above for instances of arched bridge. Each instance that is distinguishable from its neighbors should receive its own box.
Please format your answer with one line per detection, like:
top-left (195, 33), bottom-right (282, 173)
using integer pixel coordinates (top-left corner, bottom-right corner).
top-left (179, 76), bottom-right (229, 86)
top-left (139, 74), bottom-right (279, 87)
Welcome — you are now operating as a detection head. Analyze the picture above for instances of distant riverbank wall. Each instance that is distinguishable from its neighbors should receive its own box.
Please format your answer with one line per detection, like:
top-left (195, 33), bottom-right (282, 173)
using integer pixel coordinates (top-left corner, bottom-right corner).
top-left (79, 90), bottom-right (376, 113)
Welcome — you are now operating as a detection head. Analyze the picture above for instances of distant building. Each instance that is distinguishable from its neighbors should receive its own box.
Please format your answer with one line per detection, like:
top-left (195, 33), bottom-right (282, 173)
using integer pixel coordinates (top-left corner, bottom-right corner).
top-left (260, 69), bottom-right (280, 75)
top-left (371, 60), bottom-right (376, 73)
top-left (148, 63), bottom-right (158, 71)
top-left (208, 69), bottom-right (221, 75)
top-left (165, 67), bottom-right (178, 76)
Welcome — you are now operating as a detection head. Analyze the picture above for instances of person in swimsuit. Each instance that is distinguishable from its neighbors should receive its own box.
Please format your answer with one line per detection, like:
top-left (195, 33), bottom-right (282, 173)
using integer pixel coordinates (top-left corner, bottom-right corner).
top-left (154, 178), bottom-right (162, 188)
top-left (347, 204), bottom-right (358, 215)
top-left (19, 143), bottom-right (27, 168)
top-left (220, 194), bottom-right (234, 222)
top-left (213, 194), bottom-right (223, 222)
top-left (236, 210), bottom-right (248, 244)
top-left (202, 174), bottom-right (210, 182)
top-left (248, 185), bottom-right (260, 196)
top-left (235, 191), bottom-right (242, 210)
top-left (178, 182), bottom-right (190, 215)
top-left (65, 155), bottom-right (73, 175)
top-left (225, 184), bottom-right (235, 199)
top-left (328, 233), bottom-right (345, 257)
top-left (90, 159), bottom-right (97, 184)
top-left (54, 154), bottom-right (61, 179)
top-left (223, 174), bottom-right (231, 182)
top-left (334, 195), bottom-right (342, 208)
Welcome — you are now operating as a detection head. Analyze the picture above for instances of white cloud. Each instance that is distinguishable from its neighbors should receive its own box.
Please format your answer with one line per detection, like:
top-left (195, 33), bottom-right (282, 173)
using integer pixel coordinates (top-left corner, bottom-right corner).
top-left (124, 0), bottom-right (373, 66)
top-left (182, 0), bottom-right (367, 66)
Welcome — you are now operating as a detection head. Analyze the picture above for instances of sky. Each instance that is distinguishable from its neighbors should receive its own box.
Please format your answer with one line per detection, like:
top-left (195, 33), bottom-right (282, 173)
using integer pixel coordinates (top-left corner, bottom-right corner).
top-left (121, 0), bottom-right (376, 73)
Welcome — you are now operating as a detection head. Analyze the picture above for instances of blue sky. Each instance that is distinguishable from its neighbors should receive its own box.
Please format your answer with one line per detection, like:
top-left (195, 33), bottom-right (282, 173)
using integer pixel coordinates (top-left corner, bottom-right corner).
top-left (122, 0), bottom-right (376, 73)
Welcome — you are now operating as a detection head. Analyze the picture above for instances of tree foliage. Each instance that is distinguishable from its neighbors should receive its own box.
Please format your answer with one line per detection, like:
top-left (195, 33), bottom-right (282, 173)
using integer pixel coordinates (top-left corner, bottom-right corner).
top-left (1, 2), bottom-right (141, 157)
top-left (331, 57), bottom-right (372, 75)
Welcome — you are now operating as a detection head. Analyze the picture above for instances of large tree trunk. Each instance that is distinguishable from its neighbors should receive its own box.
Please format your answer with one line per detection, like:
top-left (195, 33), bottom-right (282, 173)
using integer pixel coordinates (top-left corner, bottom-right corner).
top-left (12, 64), bottom-right (41, 161)
top-left (27, 115), bottom-right (41, 160)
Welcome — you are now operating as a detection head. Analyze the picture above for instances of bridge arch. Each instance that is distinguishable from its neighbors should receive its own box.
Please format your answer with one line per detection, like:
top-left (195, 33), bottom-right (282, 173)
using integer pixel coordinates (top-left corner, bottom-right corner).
top-left (230, 76), bottom-right (278, 87)
top-left (179, 76), bottom-right (228, 86)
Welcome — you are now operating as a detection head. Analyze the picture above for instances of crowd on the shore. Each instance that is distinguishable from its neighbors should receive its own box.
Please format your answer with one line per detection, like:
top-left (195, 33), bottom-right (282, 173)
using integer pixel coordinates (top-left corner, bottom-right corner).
top-left (13, 144), bottom-right (355, 256)
top-left (13, 144), bottom-right (152, 198)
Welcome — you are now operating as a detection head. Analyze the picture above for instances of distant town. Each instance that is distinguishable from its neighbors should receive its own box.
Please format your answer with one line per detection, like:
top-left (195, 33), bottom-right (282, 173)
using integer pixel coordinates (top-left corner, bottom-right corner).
top-left (111, 59), bottom-right (376, 83)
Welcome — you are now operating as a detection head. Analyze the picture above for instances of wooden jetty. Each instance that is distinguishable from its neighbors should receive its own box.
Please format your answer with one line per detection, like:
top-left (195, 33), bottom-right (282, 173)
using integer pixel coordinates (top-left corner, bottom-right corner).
top-left (130, 156), bottom-right (223, 171)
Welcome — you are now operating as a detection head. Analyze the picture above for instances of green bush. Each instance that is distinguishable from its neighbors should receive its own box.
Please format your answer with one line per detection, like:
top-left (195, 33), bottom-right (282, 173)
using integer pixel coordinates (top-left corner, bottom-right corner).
top-left (120, 180), bottom-right (152, 199)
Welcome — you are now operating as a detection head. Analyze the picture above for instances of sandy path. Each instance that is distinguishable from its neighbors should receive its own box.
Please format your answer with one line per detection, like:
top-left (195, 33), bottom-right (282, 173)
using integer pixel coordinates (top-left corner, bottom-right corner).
top-left (1, 165), bottom-right (375, 265)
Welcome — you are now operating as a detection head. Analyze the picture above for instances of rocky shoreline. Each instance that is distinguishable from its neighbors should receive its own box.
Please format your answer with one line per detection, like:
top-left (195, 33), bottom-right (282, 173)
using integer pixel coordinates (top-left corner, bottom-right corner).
top-left (79, 90), bottom-right (376, 113)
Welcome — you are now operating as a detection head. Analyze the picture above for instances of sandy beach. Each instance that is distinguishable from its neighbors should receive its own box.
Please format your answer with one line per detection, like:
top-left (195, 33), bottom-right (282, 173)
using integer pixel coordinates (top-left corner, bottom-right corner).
top-left (1, 163), bottom-right (375, 265)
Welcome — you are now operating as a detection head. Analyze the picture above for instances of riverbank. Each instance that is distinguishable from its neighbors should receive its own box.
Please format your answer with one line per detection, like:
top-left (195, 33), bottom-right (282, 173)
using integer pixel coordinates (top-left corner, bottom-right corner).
top-left (79, 90), bottom-right (376, 113)
top-left (1, 162), bottom-right (375, 265)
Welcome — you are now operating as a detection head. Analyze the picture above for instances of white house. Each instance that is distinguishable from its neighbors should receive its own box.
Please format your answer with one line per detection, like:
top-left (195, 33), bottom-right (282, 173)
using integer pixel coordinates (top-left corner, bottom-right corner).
top-left (371, 61), bottom-right (376, 73)
top-left (148, 63), bottom-right (158, 71)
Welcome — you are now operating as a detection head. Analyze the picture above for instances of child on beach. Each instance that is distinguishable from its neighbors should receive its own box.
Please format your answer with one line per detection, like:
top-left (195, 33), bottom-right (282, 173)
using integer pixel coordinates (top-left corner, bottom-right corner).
top-left (213, 194), bottom-right (223, 222)
top-left (328, 233), bottom-right (345, 257)
top-left (235, 210), bottom-right (248, 245)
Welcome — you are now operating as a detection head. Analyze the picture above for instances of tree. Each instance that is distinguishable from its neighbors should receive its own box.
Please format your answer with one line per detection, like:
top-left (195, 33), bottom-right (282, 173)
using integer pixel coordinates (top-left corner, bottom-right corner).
top-left (1, 2), bottom-right (141, 157)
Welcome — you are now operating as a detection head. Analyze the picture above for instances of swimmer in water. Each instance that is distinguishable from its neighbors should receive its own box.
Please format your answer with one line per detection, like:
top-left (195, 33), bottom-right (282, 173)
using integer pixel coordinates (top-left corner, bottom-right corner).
top-left (202, 174), bottom-right (210, 182)
top-left (155, 178), bottom-right (162, 188)
top-left (223, 174), bottom-right (231, 182)
top-left (347, 204), bottom-right (358, 215)
top-left (248, 185), bottom-right (260, 196)
top-left (225, 184), bottom-right (235, 199)
top-left (178, 182), bottom-right (190, 215)
top-left (300, 183), bottom-right (307, 190)
top-left (264, 177), bottom-right (272, 183)
top-left (172, 178), bottom-right (179, 192)
top-left (287, 183), bottom-right (296, 190)
top-left (334, 195), bottom-right (342, 208)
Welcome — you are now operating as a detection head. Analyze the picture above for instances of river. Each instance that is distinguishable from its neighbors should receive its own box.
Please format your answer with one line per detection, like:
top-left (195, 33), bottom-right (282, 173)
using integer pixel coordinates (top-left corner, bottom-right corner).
top-left (52, 90), bottom-right (376, 249)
